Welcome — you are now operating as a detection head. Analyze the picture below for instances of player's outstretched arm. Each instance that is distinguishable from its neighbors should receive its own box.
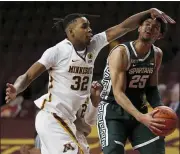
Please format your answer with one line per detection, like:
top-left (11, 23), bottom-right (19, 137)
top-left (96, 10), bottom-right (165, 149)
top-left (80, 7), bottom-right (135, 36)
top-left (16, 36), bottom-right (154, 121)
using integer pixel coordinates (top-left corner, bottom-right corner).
top-left (145, 47), bottom-right (164, 108)
top-left (109, 46), bottom-right (165, 133)
top-left (105, 8), bottom-right (175, 42)
top-left (5, 62), bottom-right (46, 103)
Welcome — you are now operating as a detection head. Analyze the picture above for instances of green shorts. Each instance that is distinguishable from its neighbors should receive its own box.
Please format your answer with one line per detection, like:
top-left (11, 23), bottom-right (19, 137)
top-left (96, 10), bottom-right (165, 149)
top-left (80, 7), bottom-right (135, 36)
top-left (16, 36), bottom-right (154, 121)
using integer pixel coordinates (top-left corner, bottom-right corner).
top-left (97, 101), bottom-right (165, 154)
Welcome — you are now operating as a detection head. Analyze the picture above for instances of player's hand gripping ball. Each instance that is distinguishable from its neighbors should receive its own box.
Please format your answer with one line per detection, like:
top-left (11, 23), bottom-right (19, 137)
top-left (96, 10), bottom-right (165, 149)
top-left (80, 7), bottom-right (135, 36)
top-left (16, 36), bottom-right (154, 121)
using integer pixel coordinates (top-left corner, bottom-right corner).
top-left (152, 106), bottom-right (178, 136)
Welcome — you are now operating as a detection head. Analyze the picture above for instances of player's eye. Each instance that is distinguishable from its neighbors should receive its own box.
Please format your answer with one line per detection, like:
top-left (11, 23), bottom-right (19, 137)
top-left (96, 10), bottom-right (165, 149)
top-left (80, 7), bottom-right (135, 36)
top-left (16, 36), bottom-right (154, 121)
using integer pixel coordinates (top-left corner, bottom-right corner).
top-left (145, 23), bottom-right (150, 26)
top-left (81, 23), bottom-right (89, 29)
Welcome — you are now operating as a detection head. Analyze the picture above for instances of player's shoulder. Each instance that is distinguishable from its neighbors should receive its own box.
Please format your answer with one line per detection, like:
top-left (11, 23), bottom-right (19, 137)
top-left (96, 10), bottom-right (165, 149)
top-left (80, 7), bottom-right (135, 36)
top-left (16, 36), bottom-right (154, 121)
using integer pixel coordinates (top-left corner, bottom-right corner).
top-left (50, 39), bottom-right (73, 57)
top-left (152, 45), bottom-right (163, 56)
top-left (89, 32), bottom-right (107, 44)
top-left (56, 39), bottom-right (73, 51)
top-left (109, 43), bottom-right (127, 57)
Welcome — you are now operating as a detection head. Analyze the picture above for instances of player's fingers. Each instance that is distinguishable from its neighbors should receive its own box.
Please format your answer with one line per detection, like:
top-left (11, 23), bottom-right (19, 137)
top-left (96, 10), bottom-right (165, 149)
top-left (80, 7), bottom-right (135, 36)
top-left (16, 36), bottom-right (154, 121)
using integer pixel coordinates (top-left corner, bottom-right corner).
top-left (6, 98), bottom-right (10, 103)
top-left (91, 81), bottom-right (97, 88)
top-left (152, 118), bottom-right (166, 124)
top-left (150, 109), bottom-right (159, 116)
top-left (6, 88), bottom-right (10, 92)
top-left (5, 96), bottom-right (9, 101)
top-left (92, 84), bottom-right (97, 89)
top-left (8, 84), bottom-right (15, 90)
top-left (163, 14), bottom-right (176, 24)
top-left (149, 125), bottom-right (162, 134)
top-left (151, 122), bottom-right (166, 129)
top-left (159, 14), bottom-right (168, 23)
top-left (96, 83), bottom-right (101, 89)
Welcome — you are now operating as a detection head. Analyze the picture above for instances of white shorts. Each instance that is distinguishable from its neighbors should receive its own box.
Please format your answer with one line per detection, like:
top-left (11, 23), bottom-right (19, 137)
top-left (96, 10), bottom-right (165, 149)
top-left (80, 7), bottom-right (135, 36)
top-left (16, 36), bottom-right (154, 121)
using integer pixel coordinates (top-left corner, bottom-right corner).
top-left (76, 131), bottom-right (90, 154)
top-left (35, 110), bottom-right (83, 154)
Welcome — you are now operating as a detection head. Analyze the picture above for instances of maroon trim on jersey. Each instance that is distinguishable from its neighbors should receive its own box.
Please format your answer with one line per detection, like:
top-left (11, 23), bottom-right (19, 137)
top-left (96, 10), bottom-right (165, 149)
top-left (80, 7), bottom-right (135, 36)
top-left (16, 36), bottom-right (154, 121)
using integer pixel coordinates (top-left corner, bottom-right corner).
top-left (74, 47), bottom-right (88, 62)
top-left (52, 113), bottom-right (78, 143)
top-left (41, 75), bottom-right (53, 109)
top-left (52, 113), bottom-right (85, 154)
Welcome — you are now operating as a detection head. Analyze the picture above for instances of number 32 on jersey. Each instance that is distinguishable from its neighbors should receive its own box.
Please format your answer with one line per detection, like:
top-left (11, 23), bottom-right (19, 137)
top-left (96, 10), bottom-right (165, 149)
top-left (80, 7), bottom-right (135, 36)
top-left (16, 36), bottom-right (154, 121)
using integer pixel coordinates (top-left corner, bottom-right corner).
top-left (129, 75), bottom-right (149, 88)
top-left (71, 76), bottom-right (89, 91)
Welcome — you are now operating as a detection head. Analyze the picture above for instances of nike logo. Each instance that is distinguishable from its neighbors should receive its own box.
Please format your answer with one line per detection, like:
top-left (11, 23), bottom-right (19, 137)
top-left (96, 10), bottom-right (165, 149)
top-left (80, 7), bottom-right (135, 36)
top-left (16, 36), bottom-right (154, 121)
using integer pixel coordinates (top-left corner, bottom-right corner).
top-left (132, 64), bottom-right (136, 67)
top-left (72, 59), bottom-right (79, 62)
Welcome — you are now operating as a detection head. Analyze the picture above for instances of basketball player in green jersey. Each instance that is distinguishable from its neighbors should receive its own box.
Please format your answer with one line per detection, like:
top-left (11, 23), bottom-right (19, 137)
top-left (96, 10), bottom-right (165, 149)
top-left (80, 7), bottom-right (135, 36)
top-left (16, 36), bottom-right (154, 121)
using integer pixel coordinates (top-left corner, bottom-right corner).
top-left (97, 15), bottom-right (172, 154)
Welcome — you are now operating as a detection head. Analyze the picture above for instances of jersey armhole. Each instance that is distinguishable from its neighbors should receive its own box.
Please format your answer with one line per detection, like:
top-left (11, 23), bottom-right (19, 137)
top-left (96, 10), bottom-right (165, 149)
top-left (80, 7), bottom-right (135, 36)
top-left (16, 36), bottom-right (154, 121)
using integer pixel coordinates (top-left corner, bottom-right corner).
top-left (120, 44), bottom-right (131, 70)
top-left (107, 44), bottom-right (131, 70)
top-left (152, 45), bottom-right (158, 69)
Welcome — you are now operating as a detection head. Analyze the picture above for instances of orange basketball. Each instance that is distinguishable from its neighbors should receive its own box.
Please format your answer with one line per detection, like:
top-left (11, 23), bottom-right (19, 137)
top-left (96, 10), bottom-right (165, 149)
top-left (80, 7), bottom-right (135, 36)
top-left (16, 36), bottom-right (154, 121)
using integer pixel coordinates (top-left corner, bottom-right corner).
top-left (152, 106), bottom-right (178, 136)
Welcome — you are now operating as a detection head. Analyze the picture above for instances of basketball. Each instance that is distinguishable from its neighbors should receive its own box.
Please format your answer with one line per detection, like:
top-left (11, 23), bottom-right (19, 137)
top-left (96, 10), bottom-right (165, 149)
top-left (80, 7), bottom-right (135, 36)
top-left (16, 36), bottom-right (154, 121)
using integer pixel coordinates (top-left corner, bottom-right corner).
top-left (152, 106), bottom-right (178, 136)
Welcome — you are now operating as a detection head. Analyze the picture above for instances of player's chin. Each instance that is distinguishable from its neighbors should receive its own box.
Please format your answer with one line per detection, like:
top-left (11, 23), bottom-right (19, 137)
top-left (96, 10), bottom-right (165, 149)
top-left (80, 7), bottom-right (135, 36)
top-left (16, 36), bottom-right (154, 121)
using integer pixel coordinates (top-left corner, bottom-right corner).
top-left (85, 39), bottom-right (91, 45)
top-left (142, 37), bottom-right (152, 42)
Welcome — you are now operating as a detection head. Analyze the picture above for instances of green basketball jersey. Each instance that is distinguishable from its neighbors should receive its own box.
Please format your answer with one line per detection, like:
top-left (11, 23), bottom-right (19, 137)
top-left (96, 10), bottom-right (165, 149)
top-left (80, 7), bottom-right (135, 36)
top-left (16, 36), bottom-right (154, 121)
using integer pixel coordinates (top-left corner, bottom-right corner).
top-left (101, 41), bottom-right (156, 113)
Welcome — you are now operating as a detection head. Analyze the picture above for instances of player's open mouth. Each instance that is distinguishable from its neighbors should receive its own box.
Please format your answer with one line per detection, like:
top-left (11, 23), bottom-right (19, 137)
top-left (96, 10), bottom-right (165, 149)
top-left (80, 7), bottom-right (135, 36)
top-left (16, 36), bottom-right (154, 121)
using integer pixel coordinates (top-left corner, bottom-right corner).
top-left (88, 34), bottom-right (93, 38)
top-left (145, 31), bottom-right (151, 35)
top-left (87, 34), bottom-right (93, 40)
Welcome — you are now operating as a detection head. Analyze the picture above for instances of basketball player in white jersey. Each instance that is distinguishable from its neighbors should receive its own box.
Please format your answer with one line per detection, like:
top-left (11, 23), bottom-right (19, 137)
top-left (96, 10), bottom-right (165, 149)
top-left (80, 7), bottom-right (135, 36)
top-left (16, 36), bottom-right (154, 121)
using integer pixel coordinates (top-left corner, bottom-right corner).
top-left (20, 81), bottom-right (102, 154)
top-left (6, 9), bottom-right (175, 154)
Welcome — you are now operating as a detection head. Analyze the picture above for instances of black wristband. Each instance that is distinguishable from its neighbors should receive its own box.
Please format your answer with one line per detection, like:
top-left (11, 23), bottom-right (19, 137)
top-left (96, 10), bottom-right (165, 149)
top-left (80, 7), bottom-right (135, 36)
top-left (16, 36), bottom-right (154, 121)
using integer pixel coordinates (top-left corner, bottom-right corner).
top-left (145, 86), bottom-right (164, 108)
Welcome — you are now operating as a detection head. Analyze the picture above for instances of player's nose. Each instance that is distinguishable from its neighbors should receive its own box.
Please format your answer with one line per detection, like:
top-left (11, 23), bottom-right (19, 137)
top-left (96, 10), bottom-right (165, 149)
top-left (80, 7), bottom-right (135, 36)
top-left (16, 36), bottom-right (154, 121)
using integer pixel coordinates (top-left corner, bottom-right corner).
top-left (88, 27), bottom-right (92, 33)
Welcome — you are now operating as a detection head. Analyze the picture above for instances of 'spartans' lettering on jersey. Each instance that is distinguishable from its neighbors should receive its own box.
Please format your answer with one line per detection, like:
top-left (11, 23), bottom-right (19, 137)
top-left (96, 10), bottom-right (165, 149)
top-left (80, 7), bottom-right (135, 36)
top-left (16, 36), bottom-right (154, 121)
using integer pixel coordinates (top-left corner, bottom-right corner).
top-left (68, 66), bottom-right (93, 74)
top-left (129, 67), bottom-right (153, 75)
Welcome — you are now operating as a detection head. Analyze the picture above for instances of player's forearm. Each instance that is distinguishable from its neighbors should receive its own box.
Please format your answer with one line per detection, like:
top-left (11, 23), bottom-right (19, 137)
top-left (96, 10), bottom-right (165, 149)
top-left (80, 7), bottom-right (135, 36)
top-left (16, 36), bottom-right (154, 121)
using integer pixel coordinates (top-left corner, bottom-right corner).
top-left (85, 99), bottom-right (98, 125)
top-left (114, 92), bottom-right (143, 121)
top-left (90, 94), bottom-right (100, 108)
top-left (120, 9), bottom-right (151, 31)
top-left (106, 9), bottom-right (151, 41)
top-left (14, 73), bottom-right (32, 95)
top-left (85, 106), bottom-right (98, 125)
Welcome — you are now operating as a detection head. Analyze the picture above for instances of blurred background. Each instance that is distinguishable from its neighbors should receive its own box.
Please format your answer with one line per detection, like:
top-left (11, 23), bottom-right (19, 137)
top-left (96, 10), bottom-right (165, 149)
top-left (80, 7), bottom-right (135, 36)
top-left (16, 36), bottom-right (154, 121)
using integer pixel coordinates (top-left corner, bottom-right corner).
top-left (0, 1), bottom-right (179, 154)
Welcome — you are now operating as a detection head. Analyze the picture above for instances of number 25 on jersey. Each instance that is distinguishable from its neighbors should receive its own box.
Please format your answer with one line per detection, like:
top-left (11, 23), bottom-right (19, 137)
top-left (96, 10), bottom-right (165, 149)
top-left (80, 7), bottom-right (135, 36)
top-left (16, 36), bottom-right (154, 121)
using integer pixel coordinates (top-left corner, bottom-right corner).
top-left (129, 75), bottom-right (149, 88)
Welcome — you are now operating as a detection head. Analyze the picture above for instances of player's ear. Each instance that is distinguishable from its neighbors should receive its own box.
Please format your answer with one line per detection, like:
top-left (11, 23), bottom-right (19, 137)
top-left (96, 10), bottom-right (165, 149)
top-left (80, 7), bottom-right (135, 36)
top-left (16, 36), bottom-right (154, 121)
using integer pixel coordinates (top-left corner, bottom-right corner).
top-left (68, 27), bottom-right (75, 37)
top-left (138, 26), bottom-right (141, 33)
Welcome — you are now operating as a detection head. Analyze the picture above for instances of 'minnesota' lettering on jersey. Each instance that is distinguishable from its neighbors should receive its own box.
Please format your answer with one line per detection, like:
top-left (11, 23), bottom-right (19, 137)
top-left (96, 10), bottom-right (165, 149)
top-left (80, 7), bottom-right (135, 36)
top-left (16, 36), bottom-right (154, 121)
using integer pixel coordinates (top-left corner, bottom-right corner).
top-left (68, 66), bottom-right (93, 74)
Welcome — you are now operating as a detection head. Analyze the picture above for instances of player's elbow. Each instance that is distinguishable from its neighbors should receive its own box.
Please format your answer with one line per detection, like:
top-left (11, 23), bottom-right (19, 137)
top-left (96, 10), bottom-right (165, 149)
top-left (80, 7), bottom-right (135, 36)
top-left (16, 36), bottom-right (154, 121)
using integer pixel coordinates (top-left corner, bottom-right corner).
top-left (113, 89), bottom-right (125, 103)
top-left (24, 72), bottom-right (33, 83)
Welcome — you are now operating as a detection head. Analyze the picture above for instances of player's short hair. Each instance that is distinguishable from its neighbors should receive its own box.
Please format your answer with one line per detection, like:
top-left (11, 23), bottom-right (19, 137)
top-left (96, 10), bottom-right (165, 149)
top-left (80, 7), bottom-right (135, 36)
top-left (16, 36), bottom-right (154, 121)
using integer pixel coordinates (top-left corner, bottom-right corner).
top-left (53, 13), bottom-right (100, 32)
top-left (139, 14), bottom-right (168, 36)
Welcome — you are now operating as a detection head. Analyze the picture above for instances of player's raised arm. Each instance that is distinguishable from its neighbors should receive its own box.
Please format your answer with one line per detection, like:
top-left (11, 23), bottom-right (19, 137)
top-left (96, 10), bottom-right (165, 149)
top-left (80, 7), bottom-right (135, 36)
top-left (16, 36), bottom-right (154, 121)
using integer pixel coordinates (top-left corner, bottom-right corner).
top-left (109, 46), bottom-right (165, 133)
top-left (145, 47), bottom-right (164, 108)
top-left (105, 8), bottom-right (175, 42)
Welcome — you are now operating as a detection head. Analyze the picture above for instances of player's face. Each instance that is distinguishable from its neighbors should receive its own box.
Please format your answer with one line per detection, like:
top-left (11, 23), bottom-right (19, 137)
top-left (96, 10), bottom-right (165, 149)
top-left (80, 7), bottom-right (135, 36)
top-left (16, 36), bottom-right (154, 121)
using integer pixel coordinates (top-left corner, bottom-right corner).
top-left (138, 18), bottom-right (162, 43)
top-left (72, 17), bottom-right (93, 46)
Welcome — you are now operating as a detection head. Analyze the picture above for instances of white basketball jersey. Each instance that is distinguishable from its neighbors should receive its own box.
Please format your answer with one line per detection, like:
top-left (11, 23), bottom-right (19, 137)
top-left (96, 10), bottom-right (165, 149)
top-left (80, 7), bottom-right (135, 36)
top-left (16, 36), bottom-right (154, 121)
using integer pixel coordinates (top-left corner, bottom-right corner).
top-left (34, 32), bottom-right (108, 122)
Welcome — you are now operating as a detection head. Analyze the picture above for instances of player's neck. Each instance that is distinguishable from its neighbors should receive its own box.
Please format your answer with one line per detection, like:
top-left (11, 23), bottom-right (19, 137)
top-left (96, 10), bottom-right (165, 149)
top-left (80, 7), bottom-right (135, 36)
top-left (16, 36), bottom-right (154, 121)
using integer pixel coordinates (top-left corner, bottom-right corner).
top-left (133, 40), bottom-right (152, 58)
top-left (68, 38), bottom-right (86, 51)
